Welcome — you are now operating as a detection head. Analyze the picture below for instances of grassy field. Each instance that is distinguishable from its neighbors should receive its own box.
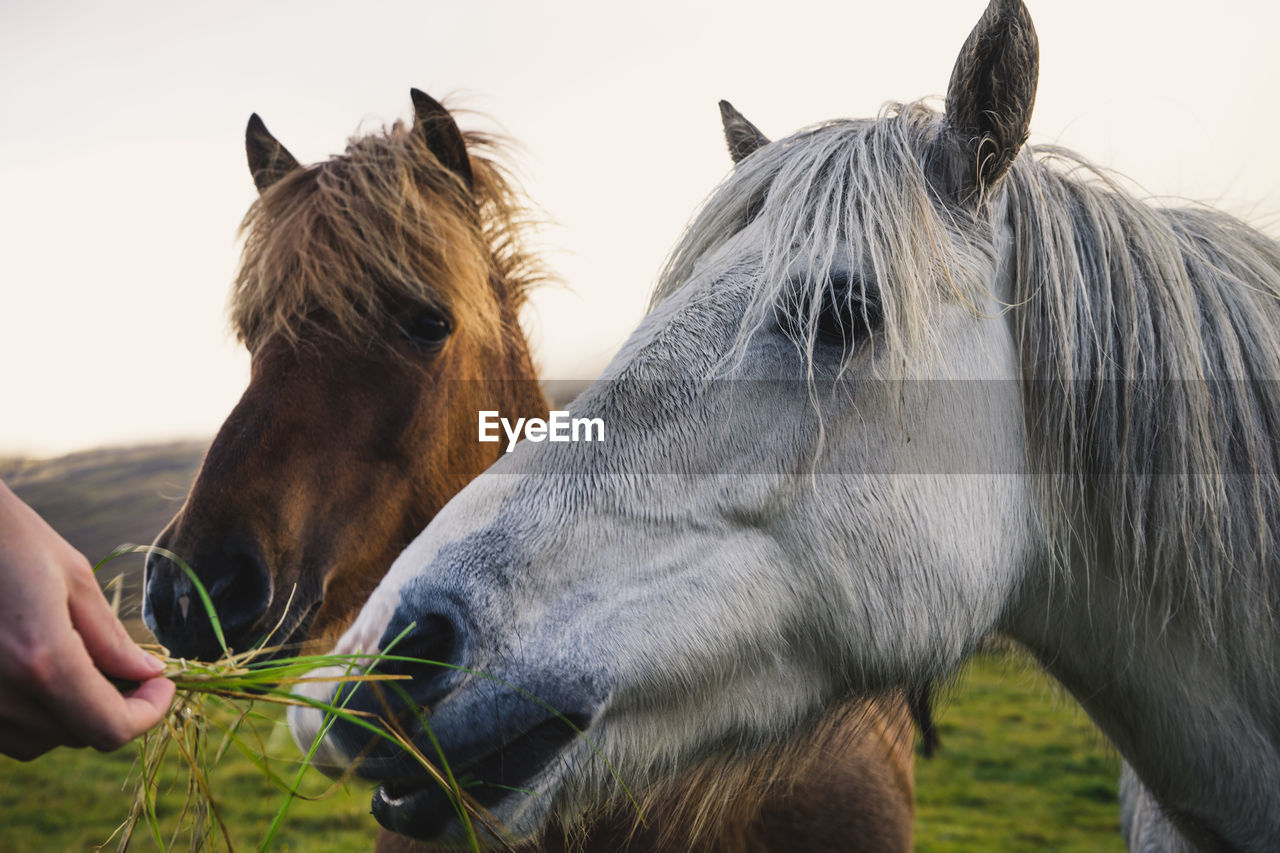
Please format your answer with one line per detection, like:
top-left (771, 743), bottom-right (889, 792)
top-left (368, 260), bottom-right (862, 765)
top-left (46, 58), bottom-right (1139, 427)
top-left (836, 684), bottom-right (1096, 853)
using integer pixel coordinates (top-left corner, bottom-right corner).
top-left (0, 651), bottom-right (1123, 851)
top-left (915, 650), bottom-right (1122, 851)
top-left (0, 443), bottom-right (1124, 851)
top-left (0, 703), bottom-right (373, 852)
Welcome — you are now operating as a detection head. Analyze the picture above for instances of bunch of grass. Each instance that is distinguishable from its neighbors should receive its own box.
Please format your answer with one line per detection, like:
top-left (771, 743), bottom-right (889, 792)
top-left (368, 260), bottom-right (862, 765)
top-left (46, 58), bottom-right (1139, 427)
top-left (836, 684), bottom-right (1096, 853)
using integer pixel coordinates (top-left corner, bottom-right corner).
top-left (94, 545), bottom-right (511, 853)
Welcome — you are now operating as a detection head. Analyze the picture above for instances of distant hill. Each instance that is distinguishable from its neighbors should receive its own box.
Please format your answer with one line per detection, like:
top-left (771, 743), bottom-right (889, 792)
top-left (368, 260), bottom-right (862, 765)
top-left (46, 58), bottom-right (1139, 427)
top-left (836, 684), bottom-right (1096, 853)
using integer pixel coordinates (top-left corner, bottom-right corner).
top-left (3, 441), bottom-right (207, 627)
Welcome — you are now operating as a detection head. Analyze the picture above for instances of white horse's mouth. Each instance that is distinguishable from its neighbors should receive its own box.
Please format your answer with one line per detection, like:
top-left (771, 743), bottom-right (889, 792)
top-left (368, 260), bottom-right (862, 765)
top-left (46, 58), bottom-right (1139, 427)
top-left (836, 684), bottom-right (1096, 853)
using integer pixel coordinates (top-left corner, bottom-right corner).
top-left (368, 710), bottom-right (594, 841)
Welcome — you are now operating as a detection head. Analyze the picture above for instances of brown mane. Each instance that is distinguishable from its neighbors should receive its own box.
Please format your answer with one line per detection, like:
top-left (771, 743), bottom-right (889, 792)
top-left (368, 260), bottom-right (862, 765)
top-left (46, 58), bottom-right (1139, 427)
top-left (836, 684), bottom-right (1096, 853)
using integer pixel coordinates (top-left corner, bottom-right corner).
top-left (605, 697), bottom-right (916, 852)
top-left (232, 119), bottom-right (544, 354)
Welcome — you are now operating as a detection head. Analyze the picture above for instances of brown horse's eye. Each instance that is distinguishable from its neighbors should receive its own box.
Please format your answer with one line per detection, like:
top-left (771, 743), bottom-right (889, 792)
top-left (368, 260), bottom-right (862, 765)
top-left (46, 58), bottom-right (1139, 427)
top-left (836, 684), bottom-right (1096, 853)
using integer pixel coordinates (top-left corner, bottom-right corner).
top-left (404, 307), bottom-right (452, 349)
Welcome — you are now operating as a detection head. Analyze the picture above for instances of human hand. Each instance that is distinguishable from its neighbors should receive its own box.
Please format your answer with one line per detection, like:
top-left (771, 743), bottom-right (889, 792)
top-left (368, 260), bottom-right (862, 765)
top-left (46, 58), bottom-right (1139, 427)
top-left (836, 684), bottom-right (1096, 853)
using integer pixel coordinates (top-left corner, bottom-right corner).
top-left (0, 479), bottom-right (174, 760)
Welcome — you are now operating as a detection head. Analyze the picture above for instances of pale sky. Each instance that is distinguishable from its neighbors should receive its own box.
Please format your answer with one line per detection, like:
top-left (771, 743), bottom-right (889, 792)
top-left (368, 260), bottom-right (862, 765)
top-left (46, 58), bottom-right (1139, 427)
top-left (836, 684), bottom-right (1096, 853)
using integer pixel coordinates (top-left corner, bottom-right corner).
top-left (3, 1), bottom-right (1278, 455)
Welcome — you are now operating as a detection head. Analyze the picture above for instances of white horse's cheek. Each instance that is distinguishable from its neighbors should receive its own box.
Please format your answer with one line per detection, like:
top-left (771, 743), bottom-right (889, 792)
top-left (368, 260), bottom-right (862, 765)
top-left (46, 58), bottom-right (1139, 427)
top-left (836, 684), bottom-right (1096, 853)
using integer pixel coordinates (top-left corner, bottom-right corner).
top-left (829, 472), bottom-right (1034, 678)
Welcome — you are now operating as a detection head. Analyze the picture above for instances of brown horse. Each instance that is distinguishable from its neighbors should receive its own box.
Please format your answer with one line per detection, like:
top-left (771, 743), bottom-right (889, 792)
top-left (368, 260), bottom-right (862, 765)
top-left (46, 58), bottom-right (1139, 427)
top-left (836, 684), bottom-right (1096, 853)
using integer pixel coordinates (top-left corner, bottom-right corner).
top-left (142, 90), bottom-right (918, 852)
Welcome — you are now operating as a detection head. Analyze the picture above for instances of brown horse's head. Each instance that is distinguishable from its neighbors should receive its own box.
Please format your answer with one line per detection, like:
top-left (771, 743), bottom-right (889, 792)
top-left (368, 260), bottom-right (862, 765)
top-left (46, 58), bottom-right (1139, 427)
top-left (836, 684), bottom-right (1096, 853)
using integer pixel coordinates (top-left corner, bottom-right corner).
top-left (143, 91), bottom-right (547, 660)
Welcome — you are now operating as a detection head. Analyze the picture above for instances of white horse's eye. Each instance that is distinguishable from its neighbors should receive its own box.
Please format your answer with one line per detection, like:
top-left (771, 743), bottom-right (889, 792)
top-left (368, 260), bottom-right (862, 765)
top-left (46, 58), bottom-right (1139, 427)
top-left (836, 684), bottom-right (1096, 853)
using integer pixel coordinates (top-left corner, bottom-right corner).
top-left (779, 273), bottom-right (882, 352)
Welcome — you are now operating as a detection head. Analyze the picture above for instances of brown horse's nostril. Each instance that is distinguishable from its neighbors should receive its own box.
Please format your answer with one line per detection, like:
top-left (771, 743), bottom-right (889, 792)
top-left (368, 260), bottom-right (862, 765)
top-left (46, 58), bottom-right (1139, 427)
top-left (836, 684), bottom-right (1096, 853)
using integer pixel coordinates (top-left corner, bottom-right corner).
top-left (143, 536), bottom-right (272, 660)
top-left (205, 541), bottom-right (273, 636)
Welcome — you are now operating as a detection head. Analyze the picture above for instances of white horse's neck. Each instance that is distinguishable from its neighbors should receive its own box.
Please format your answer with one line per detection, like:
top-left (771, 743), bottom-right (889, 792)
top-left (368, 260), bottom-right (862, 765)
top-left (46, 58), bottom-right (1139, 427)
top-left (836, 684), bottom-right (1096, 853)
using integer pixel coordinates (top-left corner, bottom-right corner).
top-left (982, 182), bottom-right (1280, 851)
top-left (1005, 540), bottom-right (1280, 850)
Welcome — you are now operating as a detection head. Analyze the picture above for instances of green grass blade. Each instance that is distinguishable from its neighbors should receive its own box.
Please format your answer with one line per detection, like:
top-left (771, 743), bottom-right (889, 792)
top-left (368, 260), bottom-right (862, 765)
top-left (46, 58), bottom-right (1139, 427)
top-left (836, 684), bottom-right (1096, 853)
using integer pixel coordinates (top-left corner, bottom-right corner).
top-left (254, 622), bottom-right (419, 852)
top-left (385, 680), bottom-right (482, 850)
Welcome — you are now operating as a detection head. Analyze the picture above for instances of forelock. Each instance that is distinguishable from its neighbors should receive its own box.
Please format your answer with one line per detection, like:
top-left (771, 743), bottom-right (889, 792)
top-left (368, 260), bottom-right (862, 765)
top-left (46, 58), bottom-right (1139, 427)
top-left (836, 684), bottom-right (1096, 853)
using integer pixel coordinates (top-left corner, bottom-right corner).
top-left (230, 119), bottom-right (543, 354)
top-left (654, 102), bottom-right (992, 379)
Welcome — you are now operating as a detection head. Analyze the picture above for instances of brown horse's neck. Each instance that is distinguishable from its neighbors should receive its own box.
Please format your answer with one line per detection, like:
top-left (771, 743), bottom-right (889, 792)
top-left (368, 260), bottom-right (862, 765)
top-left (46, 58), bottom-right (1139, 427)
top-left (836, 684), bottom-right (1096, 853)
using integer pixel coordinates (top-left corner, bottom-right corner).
top-left (492, 274), bottom-right (549, 423)
top-left (496, 337), bottom-right (548, 423)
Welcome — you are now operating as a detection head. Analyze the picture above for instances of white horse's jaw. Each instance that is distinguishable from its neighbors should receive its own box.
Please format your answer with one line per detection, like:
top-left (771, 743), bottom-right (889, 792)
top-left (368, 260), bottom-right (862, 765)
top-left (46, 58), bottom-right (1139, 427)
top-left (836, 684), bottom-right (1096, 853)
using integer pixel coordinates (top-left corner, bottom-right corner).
top-left (288, 665), bottom-right (357, 776)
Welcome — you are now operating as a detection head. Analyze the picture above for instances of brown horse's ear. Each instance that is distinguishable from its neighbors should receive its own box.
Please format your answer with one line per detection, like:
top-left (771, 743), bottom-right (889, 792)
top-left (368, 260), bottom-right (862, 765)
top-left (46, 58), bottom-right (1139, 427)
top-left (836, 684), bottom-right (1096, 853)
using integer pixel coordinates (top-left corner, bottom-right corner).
top-left (245, 113), bottom-right (301, 194)
top-left (409, 88), bottom-right (474, 190)
top-left (943, 0), bottom-right (1038, 198)
top-left (719, 100), bottom-right (770, 164)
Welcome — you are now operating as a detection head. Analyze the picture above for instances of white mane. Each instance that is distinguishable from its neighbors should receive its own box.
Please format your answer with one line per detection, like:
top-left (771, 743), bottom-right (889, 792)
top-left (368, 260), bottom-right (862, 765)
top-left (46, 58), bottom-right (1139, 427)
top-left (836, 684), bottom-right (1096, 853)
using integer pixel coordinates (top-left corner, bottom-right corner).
top-left (656, 99), bottom-right (1280, 649)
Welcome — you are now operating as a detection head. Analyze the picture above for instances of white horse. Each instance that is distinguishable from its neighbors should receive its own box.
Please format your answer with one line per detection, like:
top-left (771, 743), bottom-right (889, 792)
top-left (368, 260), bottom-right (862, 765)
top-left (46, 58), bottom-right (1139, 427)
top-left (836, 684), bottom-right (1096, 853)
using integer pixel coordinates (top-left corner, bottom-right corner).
top-left (293, 1), bottom-right (1280, 849)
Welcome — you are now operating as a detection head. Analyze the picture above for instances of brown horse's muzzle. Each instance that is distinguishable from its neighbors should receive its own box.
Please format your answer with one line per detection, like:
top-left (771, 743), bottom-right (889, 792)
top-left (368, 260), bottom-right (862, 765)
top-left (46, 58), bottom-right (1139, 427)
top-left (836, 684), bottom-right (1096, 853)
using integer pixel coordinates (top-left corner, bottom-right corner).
top-left (143, 529), bottom-right (276, 660)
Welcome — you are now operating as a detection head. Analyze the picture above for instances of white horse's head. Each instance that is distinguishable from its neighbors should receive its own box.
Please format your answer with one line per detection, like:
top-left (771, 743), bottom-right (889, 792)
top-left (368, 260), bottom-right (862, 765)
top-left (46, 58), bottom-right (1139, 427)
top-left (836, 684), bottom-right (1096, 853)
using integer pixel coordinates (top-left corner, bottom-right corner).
top-left (290, 0), bottom-right (1045, 842)
top-left (292, 0), bottom-right (1046, 843)
top-left (300, 0), bottom-right (1280, 845)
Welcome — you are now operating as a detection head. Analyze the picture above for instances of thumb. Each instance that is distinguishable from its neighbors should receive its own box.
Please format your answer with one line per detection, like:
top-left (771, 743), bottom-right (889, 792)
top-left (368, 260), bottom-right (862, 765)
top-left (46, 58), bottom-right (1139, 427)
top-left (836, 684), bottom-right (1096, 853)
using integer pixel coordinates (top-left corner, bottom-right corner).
top-left (68, 571), bottom-right (166, 681)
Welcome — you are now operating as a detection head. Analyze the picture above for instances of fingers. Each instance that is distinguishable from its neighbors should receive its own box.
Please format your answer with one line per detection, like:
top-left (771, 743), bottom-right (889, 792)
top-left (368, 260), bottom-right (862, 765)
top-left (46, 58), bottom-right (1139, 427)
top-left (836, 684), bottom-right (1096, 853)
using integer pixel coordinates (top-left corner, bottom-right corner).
top-left (121, 676), bottom-right (176, 730)
top-left (0, 677), bottom-right (173, 760)
top-left (38, 637), bottom-right (174, 753)
top-left (66, 561), bottom-right (166, 682)
top-left (0, 479), bottom-right (173, 758)
top-left (0, 640), bottom-right (174, 758)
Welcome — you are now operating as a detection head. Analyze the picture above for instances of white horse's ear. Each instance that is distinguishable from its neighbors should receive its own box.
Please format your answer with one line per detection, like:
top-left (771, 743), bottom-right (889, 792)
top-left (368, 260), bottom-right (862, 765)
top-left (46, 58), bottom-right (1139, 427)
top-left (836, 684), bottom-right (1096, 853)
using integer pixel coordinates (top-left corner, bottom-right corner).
top-left (246, 114), bottom-right (301, 194)
top-left (719, 100), bottom-right (770, 164)
top-left (410, 88), bottom-right (474, 190)
top-left (943, 0), bottom-right (1038, 196)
